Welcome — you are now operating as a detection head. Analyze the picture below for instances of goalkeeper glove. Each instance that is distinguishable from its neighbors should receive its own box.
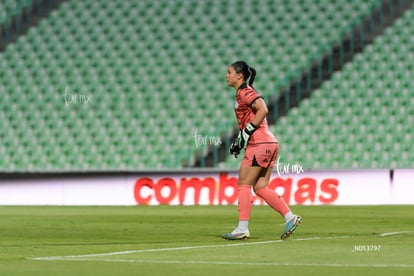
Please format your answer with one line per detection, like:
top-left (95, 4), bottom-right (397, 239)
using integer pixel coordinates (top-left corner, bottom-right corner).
top-left (237, 122), bottom-right (257, 149)
top-left (229, 141), bottom-right (241, 158)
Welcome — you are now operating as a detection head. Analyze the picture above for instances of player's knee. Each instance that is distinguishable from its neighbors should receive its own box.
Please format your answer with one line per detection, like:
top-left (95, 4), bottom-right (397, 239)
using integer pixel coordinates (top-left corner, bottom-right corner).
top-left (253, 184), bottom-right (267, 195)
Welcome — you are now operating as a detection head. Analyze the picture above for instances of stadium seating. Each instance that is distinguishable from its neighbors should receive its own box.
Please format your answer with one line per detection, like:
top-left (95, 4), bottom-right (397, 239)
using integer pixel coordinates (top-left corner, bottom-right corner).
top-left (0, 0), bottom-right (399, 171)
top-left (223, 5), bottom-right (414, 169)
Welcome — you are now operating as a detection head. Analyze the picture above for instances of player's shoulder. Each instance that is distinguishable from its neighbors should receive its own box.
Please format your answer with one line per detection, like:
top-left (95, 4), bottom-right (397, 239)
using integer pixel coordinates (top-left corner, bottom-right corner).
top-left (238, 85), bottom-right (259, 98)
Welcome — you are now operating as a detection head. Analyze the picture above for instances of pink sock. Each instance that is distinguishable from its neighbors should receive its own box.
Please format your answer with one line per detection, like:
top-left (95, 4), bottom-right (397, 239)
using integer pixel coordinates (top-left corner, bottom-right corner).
top-left (255, 187), bottom-right (290, 216)
top-left (238, 185), bottom-right (253, 221)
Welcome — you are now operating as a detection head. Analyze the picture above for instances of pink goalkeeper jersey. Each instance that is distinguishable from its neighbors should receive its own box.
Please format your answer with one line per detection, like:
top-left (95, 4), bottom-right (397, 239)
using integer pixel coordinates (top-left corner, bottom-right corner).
top-left (234, 83), bottom-right (277, 145)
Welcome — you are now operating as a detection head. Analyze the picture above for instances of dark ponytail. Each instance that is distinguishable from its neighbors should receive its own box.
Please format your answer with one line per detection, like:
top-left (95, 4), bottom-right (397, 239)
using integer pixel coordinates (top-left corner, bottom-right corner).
top-left (231, 60), bottom-right (256, 86)
top-left (248, 66), bottom-right (256, 86)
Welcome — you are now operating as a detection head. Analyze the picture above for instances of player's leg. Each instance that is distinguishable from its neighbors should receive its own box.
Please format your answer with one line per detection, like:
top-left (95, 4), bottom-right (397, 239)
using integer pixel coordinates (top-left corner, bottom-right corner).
top-left (251, 143), bottom-right (302, 240)
top-left (222, 144), bottom-right (264, 240)
top-left (253, 165), bottom-right (290, 217)
top-left (253, 166), bottom-right (302, 239)
top-left (222, 165), bottom-right (262, 240)
top-left (251, 143), bottom-right (290, 216)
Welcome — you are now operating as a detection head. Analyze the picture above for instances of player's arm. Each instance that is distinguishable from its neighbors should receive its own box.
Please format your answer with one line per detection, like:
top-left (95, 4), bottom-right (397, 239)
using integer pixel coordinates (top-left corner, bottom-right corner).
top-left (250, 97), bottom-right (268, 127)
top-left (234, 97), bottom-right (268, 150)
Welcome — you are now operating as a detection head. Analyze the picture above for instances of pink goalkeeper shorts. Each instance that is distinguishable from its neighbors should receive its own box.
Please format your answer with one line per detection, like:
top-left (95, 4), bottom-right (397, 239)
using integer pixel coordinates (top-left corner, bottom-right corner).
top-left (241, 143), bottom-right (278, 168)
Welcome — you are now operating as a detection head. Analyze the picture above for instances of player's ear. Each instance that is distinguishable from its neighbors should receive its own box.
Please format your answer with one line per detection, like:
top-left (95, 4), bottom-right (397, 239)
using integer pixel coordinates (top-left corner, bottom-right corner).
top-left (237, 72), bottom-right (244, 81)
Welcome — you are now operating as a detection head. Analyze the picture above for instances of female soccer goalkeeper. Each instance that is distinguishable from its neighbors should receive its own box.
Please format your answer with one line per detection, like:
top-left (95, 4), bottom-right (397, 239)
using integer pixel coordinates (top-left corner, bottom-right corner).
top-left (222, 61), bottom-right (301, 240)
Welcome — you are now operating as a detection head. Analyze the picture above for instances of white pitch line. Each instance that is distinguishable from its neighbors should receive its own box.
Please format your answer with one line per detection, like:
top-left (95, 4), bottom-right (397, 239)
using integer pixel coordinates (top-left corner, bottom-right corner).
top-left (36, 258), bottom-right (414, 268)
top-left (31, 240), bottom-right (283, 261)
top-left (378, 231), bottom-right (412, 237)
top-left (30, 236), bottom-right (349, 261)
top-left (30, 231), bottom-right (409, 263)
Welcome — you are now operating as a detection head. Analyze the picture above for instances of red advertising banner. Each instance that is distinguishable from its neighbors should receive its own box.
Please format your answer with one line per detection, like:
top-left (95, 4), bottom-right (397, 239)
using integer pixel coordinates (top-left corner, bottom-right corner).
top-left (132, 170), bottom-right (390, 206)
top-left (0, 169), bottom-right (411, 205)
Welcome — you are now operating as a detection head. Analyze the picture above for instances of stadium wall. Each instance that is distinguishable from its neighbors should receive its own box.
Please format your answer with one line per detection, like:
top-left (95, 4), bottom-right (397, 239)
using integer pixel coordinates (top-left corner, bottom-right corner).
top-left (0, 169), bottom-right (412, 205)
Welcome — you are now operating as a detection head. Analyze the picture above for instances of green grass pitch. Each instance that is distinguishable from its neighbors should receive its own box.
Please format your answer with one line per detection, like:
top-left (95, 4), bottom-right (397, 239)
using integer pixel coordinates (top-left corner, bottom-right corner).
top-left (0, 205), bottom-right (413, 275)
